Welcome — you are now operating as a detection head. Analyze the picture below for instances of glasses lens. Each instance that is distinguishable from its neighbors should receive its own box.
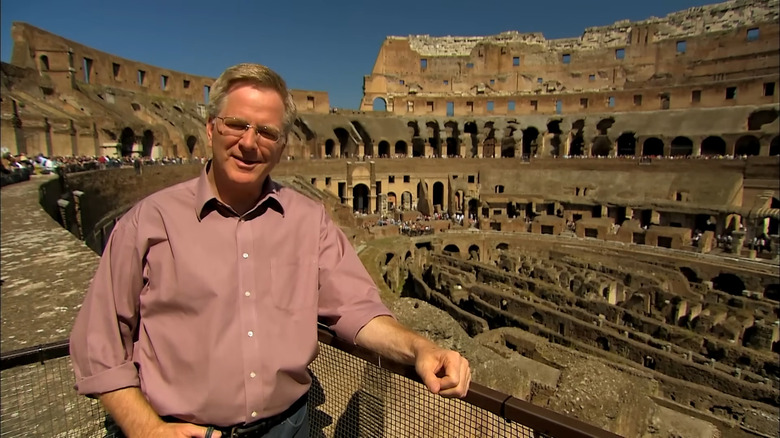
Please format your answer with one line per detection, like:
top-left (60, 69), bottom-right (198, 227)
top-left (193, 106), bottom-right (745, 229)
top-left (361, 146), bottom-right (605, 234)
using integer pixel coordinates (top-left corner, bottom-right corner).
top-left (256, 126), bottom-right (280, 142)
top-left (222, 118), bottom-right (248, 135)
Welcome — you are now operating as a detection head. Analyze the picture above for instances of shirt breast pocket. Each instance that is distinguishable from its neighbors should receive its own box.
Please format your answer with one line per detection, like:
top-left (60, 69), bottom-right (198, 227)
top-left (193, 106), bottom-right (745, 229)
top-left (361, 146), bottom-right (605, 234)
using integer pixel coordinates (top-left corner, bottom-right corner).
top-left (270, 258), bottom-right (317, 311)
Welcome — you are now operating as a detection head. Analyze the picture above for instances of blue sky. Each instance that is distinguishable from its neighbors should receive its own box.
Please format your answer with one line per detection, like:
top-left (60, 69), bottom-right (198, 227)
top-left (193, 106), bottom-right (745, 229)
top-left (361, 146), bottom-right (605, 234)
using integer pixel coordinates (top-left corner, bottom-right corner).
top-left (2, 0), bottom-right (716, 109)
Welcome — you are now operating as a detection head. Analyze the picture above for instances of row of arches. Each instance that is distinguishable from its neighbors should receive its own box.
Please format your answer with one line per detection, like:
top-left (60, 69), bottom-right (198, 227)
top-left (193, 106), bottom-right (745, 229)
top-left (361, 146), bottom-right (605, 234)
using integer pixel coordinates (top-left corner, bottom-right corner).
top-left (114, 127), bottom-right (198, 157)
top-left (353, 181), bottom-right (448, 212)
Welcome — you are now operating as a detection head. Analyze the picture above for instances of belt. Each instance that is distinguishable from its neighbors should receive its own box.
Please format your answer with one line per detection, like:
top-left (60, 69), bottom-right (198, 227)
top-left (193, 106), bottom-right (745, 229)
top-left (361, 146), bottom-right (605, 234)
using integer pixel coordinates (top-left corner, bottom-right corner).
top-left (162, 393), bottom-right (308, 438)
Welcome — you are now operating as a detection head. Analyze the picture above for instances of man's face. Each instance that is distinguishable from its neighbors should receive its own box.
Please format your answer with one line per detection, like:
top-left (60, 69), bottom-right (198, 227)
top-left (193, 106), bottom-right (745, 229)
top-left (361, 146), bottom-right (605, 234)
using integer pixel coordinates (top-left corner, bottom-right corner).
top-left (206, 84), bottom-right (286, 191)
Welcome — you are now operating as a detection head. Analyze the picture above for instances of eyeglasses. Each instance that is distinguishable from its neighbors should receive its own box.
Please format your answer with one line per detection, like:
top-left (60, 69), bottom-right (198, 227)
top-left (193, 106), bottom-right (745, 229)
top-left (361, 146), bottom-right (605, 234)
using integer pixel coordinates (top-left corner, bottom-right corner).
top-left (214, 116), bottom-right (282, 143)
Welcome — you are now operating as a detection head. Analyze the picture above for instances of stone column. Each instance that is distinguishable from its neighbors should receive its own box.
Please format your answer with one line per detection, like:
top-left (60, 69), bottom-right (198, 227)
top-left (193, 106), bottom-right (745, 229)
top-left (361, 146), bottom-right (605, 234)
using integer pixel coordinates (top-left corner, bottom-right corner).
top-left (459, 134), bottom-right (470, 158)
top-left (424, 140), bottom-right (433, 158)
top-left (731, 230), bottom-right (745, 255)
top-left (476, 133), bottom-right (486, 158)
top-left (513, 131), bottom-right (523, 158)
top-left (357, 142), bottom-right (365, 158)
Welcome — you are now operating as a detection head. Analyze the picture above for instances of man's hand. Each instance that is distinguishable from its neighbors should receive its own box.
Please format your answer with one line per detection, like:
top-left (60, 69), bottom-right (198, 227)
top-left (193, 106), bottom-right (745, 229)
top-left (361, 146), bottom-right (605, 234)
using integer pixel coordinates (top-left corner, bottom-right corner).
top-left (355, 316), bottom-right (472, 398)
top-left (414, 342), bottom-right (471, 398)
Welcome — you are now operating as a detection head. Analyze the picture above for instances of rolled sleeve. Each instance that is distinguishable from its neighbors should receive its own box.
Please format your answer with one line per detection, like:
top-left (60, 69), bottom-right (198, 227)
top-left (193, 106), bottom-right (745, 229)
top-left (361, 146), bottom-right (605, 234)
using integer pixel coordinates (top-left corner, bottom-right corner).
top-left (69, 210), bottom-right (145, 396)
top-left (316, 207), bottom-right (394, 343)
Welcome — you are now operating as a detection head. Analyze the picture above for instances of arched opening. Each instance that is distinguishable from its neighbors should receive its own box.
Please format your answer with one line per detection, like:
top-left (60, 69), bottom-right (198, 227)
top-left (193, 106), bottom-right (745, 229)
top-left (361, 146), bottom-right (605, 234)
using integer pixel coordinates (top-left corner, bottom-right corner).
top-left (334, 128), bottom-right (354, 157)
top-left (351, 121), bottom-right (373, 157)
top-left (642, 137), bottom-right (664, 157)
top-left (701, 136), bottom-right (726, 156)
top-left (433, 182), bottom-right (444, 211)
top-left (764, 284), bottom-right (779, 302)
top-left (496, 243), bottom-right (509, 251)
top-left (394, 140), bottom-right (408, 157)
top-left (386, 192), bottom-right (397, 210)
top-left (39, 55), bottom-right (50, 71)
top-left (372, 97), bottom-right (387, 112)
top-left (592, 135), bottom-right (612, 157)
top-left (407, 121), bottom-right (420, 137)
top-left (426, 121), bottom-right (441, 157)
top-left (416, 181), bottom-right (428, 201)
top-left (532, 312), bottom-right (544, 324)
top-left (412, 137), bottom-right (425, 157)
top-left (142, 130), bottom-right (154, 157)
top-left (186, 135), bottom-right (197, 156)
top-left (735, 135), bottom-right (760, 156)
top-left (747, 109), bottom-right (778, 130)
top-left (120, 127), bottom-right (135, 157)
top-left (401, 191), bottom-right (413, 210)
top-left (468, 199), bottom-right (479, 217)
top-left (596, 117), bottom-right (615, 135)
top-left (325, 139), bottom-right (336, 157)
top-left (670, 136), bottom-right (693, 157)
top-left (352, 184), bottom-right (370, 213)
top-left (501, 129), bottom-right (516, 158)
top-left (385, 253), bottom-right (395, 265)
top-left (596, 336), bottom-right (610, 352)
top-left (770, 136), bottom-right (780, 156)
top-left (377, 140), bottom-right (390, 157)
top-left (617, 132), bottom-right (636, 156)
top-left (522, 127), bottom-right (539, 156)
top-left (679, 267), bottom-right (701, 283)
top-left (464, 122), bottom-right (479, 157)
top-left (570, 133), bottom-right (584, 156)
top-left (468, 244), bottom-right (480, 261)
top-left (444, 121), bottom-right (460, 157)
top-left (711, 273), bottom-right (746, 296)
top-left (405, 251), bottom-right (412, 261)
top-left (443, 244), bottom-right (461, 255)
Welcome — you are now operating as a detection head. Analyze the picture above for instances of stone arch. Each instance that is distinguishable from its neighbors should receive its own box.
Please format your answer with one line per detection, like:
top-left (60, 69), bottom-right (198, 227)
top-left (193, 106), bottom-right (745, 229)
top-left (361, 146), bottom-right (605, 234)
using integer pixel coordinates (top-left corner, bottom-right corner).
top-left (372, 97), bottom-right (387, 112)
top-left (617, 132), bottom-right (636, 156)
top-left (401, 191), bottom-right (413, 210)
top-left (325, 139), bottom-right (336, 157)
top-left (712, 273), bottom-right (746, 296)
top-left (334, 127), bottom-right (353, 157)
top-left (377, 140), bottom-right (390, 157)
top-left (353, 183), bottom-right (370, 213)
top-left (532, 312), bottom-right (544, 324)
top-left (670, 136), bottom-right (693, 157)
top-left (496, 242), bottom-right (509, 251)
top-left (416, 181), bottom-right (429, 200)
top-left (39, 55), bottom-right (50, 71)
top-left (468, 244), bottom-right (480, 261)
top-left (522, 127), bottom-right (539, 156)
top-left (642, 137), bottom-right (664, 156)
top-left (394, 140), bottom-right (408, 156)
top-left (407, 121), bottom-right (420, 137)
top-left (386, 192), bottom-right (397, 210)
top-left (679, 267), bottom-right (701, 283)
top-left (444, 121), bottom-right (460, 157)
top-left (142, 130), bottom-right (154, 157)
top-left (426, 121), bottom-right (441, 157)
top-left (596, 117), bottom-right (615, 135)
top-left (701, 136), bottom-right (726, 156)
top-left (771, 136), bottom-right (780, 156)
top-left (433, 181), bottom-right (444, 211)
top-left (570, 120), bottom-right (585, 156)
top-left (443, 244), bottom-right (461, 255)
top-left (747, 109), bottom-right (778, 130)
top-left (351, 121), bottom-right (373, 156)
top-left (120, 127), bottom-right (135, 157)
top-left (735, 135), bottom-right (760, 156)
top-left (591, 135), bottom-right (612, 157)
top-left (186, 135), bottom-right (197, 156)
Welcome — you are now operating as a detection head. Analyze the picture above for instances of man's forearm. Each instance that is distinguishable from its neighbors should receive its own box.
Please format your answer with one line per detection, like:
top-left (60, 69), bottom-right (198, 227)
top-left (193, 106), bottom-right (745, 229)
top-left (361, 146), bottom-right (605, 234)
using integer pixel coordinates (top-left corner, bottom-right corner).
top-left (99, 387), bottom-right (164, 438)
top-left (355, 315), bottom-right (436, 364)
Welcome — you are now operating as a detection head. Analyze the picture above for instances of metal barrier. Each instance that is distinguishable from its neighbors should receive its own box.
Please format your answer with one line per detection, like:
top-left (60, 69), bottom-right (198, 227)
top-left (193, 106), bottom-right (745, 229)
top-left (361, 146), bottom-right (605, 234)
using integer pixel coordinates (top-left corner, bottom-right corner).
top-left (1, 329), bottom-right (621, 438)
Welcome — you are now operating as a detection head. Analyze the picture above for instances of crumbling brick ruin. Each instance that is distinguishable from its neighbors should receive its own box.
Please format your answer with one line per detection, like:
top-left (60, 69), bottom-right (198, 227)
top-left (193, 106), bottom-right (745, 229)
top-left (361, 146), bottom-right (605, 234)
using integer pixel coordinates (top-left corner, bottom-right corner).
top-left (3, 1), bottom-right (779, 437)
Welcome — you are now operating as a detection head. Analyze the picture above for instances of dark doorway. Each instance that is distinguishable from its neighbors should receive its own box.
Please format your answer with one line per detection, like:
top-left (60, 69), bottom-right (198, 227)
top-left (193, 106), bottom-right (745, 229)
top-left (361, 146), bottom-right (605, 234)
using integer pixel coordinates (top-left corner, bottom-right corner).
top-left (395, 141), bottom-right (408, 156)
top-left (592, 136), bottom-right (611, 157)
top-left (770, 136), bottom-right (780, 156)
top-left (433, 182), bottom-right (444, 210)
top-left (120, 127), bottom-right (135, 157)
top-left (701, 136), bottom-right (726, 156)
top-left (522, 127), bottom-right (539, 156)
top-left (325, 139), bottom-right (336, 157)
top-left (670, 136), bottom-right (693, 157)
top-left (426, 122), bottom-right (441, 157)
top-left (142, 130), bottom-right (154, 157)
top-left (642, 137), bottom-right (664, 156)
top-left (377, 141), bottom-right (390, 157)
top-left (186, 135), bottom-right (197, 156)
top-left (353, 184), bottom-right (369, 213)
top-left (735, 135), bottom-right (760, 156)
top-left (711, 273), bottom-right (746, 296)
top-left (334, 128), bottom-right (354, 157)
top-left (617, 133), bottom-right (636, 156)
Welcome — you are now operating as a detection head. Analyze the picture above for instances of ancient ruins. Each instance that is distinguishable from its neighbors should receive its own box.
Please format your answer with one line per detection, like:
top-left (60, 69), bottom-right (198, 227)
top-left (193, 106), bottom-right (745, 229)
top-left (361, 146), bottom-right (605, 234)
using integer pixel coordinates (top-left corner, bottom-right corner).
top-left (1, 1), bottom-right (778, 437)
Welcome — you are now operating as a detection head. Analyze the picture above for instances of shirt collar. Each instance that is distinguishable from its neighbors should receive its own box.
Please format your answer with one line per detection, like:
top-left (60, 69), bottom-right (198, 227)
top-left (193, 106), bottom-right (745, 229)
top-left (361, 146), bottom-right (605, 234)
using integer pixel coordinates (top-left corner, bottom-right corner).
top-left (195, 160), bottom-right (285, 220)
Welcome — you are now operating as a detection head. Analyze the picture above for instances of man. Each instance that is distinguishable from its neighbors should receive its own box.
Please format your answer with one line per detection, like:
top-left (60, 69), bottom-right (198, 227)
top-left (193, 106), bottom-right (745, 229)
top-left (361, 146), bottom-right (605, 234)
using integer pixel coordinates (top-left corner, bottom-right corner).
top-left (69, 63), bottom-right (470, 438)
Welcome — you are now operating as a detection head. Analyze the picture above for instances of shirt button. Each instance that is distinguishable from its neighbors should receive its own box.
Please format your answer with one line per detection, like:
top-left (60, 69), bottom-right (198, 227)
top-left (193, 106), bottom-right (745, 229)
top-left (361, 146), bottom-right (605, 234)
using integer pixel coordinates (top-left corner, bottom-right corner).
top-left (251, 411), bottom-right (258, 418)
top-left (242, 253), bottom-right (249, 259)
top-left (250, 372), bottom-right (256, 378)
top-left (248, 331), bottom-right (254, 337)
top-left (245, 291), bottom-right (251, 297)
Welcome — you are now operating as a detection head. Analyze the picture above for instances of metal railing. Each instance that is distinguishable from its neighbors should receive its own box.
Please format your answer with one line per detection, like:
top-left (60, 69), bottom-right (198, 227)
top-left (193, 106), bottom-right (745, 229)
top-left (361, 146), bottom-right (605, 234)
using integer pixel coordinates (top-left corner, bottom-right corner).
top-left (1, 328), bottom-right (622, 438)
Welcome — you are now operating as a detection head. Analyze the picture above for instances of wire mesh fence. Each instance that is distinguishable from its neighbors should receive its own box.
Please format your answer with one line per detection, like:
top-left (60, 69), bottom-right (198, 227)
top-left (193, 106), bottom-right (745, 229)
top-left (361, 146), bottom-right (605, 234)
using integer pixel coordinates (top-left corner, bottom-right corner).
top-left (1, 332), bottom-right (618, 438)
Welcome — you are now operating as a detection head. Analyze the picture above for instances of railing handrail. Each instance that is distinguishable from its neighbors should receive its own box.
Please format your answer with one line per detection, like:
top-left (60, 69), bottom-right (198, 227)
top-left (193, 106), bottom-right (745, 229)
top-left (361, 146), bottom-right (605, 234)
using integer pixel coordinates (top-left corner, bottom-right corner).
top-left (1, 328), bottom-right (622, 438)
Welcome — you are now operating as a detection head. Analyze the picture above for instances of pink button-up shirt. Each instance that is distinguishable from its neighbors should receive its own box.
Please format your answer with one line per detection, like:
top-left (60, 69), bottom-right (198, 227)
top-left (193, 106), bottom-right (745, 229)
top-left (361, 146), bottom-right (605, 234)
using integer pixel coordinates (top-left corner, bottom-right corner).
top-left (70, 164), bottom-right (392, 426)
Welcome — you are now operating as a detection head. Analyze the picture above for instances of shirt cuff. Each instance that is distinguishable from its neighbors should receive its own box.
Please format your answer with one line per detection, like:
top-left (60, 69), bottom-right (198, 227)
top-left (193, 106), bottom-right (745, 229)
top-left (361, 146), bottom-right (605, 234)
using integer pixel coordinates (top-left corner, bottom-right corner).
top-left (332, 305), bottom-right (395, 344)
top-left (74, 361), bottom-right (140, 396)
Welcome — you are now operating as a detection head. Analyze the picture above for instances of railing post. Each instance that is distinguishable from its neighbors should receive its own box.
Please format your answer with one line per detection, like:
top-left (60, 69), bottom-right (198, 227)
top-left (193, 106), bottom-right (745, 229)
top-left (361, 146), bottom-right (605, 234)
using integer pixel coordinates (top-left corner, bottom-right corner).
top-left (72, 190), bottom-right (84, 240)
top-left (56, 199), bottom-right (70, 232)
